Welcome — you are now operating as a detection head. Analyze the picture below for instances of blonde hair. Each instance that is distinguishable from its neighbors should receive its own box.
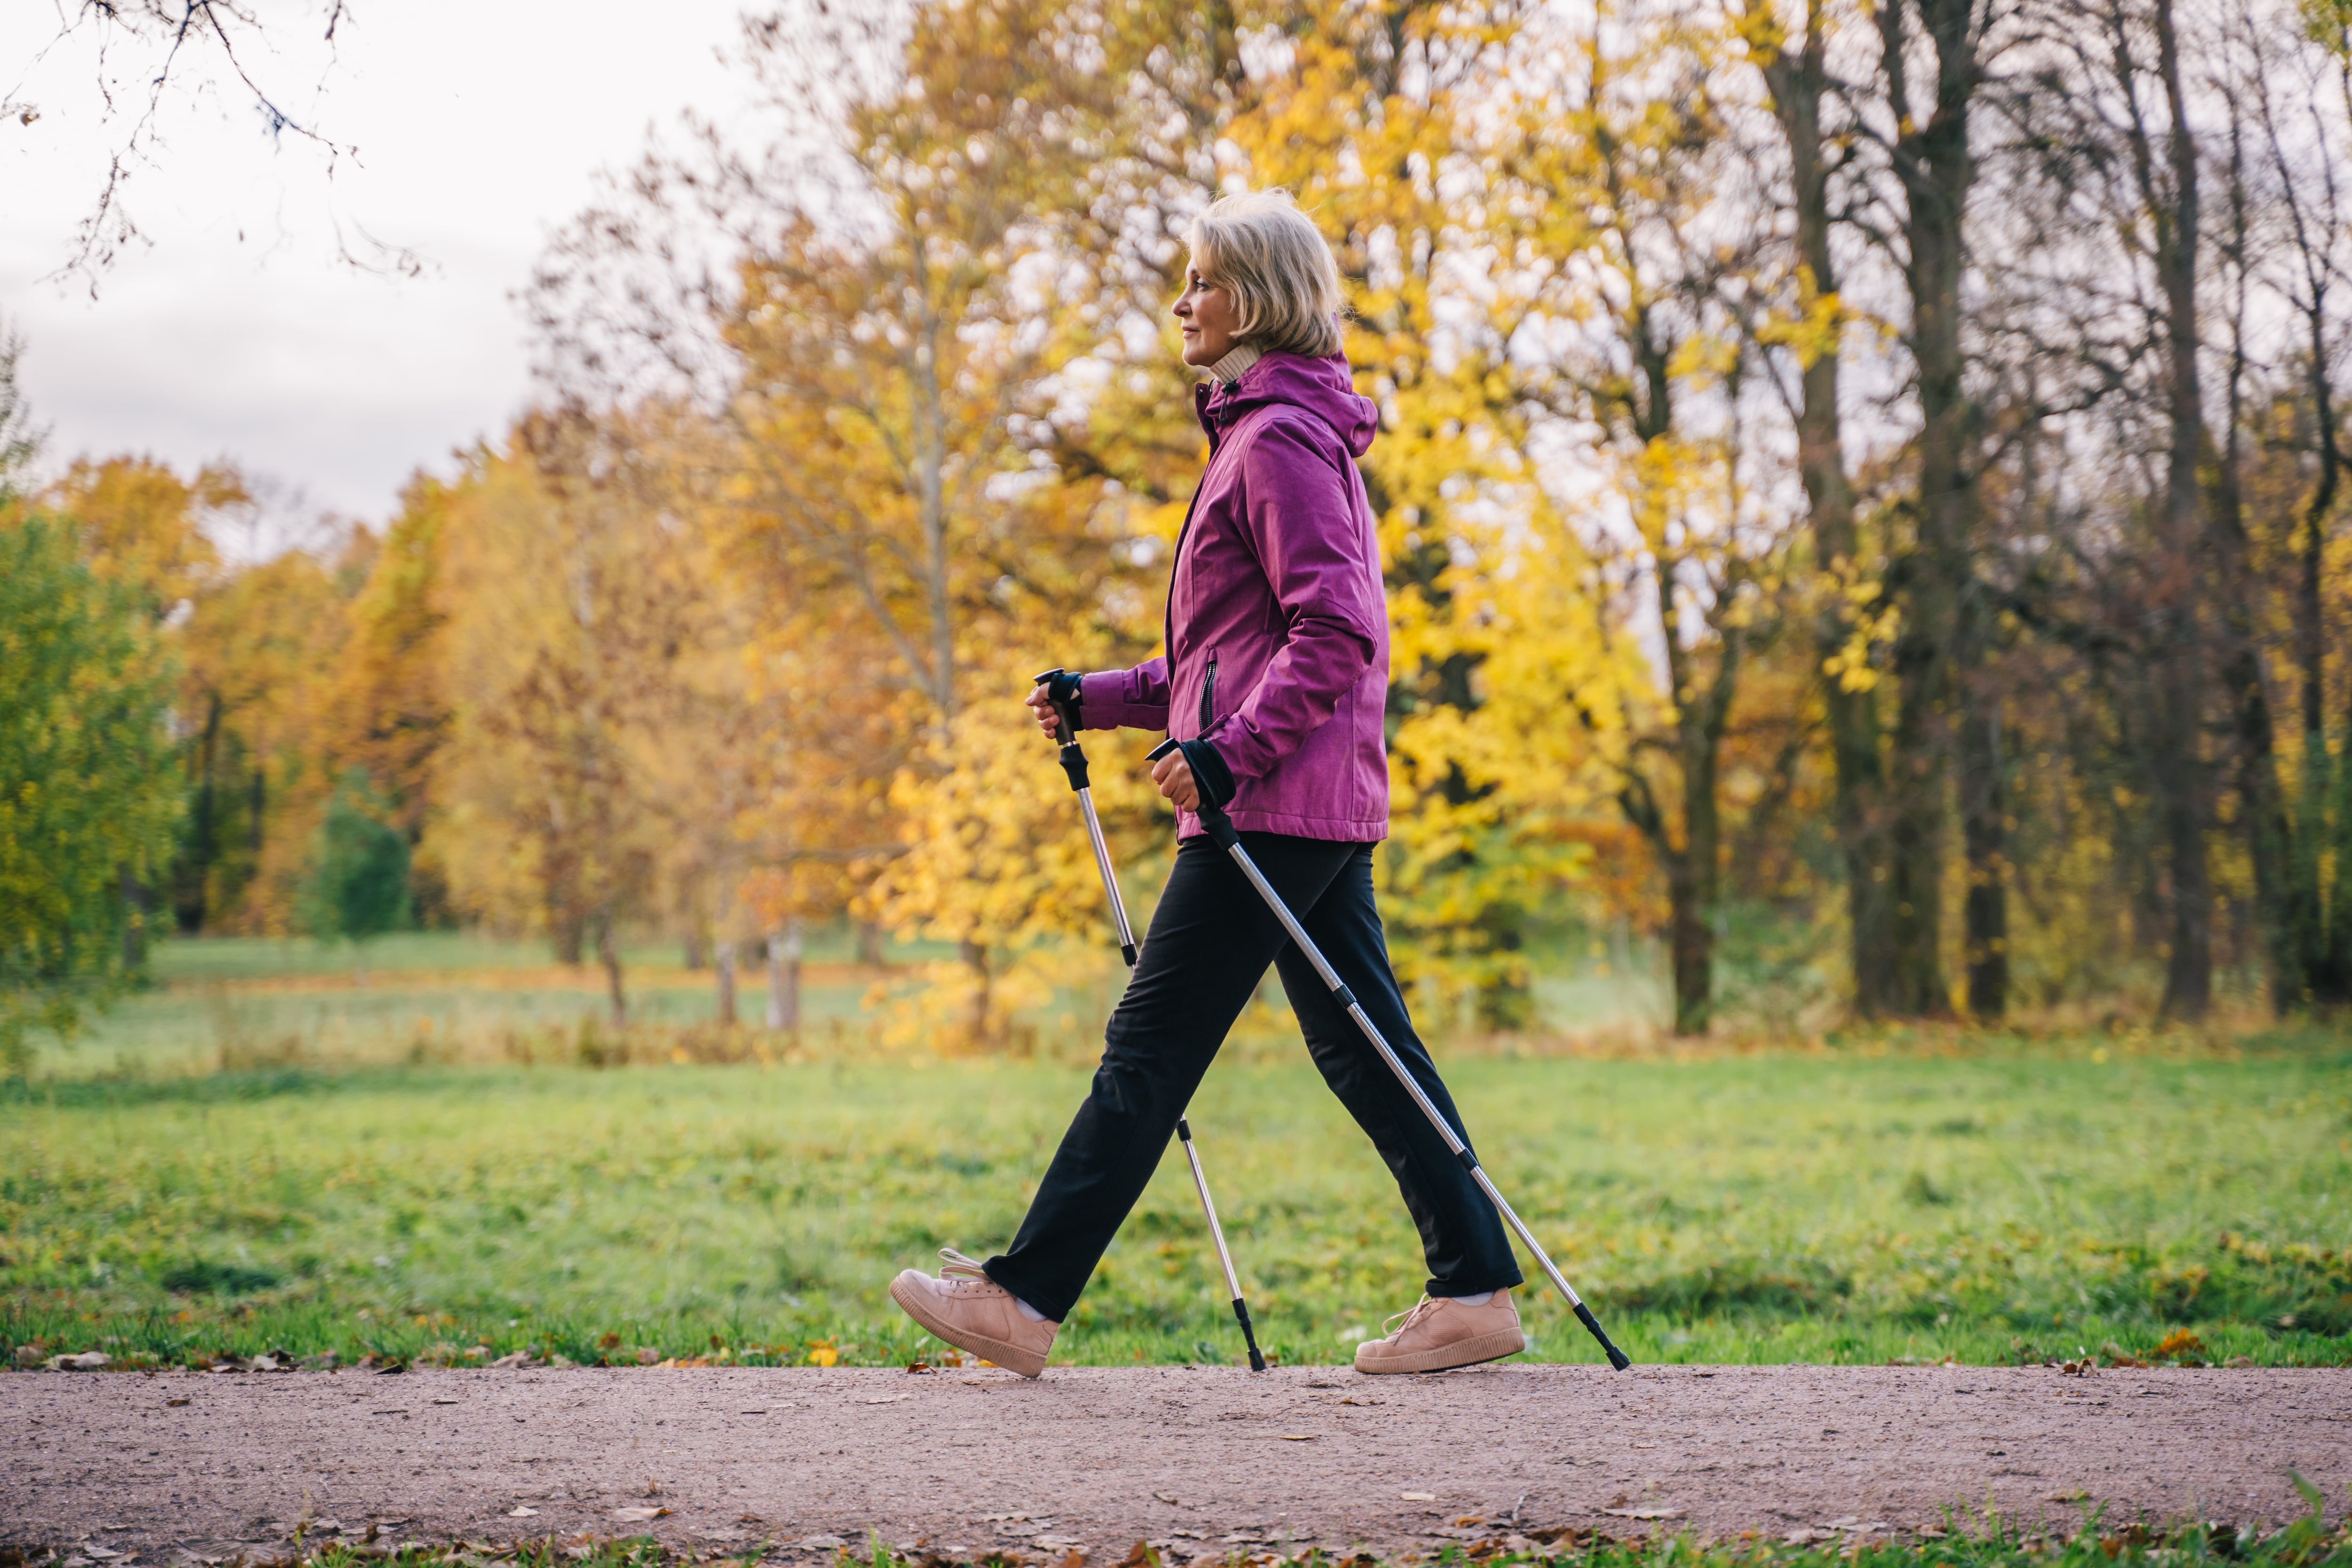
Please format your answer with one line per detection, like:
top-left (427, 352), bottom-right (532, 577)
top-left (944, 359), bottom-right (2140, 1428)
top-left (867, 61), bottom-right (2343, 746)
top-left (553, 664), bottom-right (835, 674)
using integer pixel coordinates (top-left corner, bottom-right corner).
top-left (1188, 190), bottom-right (1346, 359)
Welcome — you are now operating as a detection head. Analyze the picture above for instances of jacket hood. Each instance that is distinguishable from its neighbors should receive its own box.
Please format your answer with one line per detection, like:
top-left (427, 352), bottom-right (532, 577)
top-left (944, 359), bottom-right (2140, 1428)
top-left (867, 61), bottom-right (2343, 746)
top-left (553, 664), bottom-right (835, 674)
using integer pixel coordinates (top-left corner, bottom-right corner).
top-left (1195, 350), bottom-right (1380, 459)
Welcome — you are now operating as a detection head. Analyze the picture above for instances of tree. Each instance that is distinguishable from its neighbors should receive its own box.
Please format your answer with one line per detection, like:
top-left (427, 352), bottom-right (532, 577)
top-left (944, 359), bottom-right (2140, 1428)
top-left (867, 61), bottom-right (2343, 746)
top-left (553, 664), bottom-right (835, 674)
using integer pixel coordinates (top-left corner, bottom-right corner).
top-left (300, 768), bottom-right (412, 980)
top-left (1747, 0), bottom-right (1904, 1018)
top-left (0, 515), bottom-right (181, 1073)
top-left (423, 415), bottom-right (690, 1023)
top-left (4, 0), bottom-right (414, 285)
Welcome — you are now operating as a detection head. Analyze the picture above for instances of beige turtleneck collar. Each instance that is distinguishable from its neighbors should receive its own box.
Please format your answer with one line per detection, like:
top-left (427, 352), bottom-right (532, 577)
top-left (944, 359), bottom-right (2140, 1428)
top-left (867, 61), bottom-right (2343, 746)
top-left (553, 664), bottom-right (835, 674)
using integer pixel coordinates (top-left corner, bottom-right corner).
top-left (1207, 342), bottom-right (1263, 384)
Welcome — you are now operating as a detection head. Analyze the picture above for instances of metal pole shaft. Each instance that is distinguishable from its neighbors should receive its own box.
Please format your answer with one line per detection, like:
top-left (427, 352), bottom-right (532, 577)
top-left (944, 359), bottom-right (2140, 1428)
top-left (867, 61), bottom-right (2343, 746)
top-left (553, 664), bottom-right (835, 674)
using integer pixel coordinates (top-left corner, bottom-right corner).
top-left (1074, 787), bottom-right (1136, 962)
top-left (1178, 1117), bottom-right (1265, 1370)
top-left (1219, 832), bottom-right (1630, 1370)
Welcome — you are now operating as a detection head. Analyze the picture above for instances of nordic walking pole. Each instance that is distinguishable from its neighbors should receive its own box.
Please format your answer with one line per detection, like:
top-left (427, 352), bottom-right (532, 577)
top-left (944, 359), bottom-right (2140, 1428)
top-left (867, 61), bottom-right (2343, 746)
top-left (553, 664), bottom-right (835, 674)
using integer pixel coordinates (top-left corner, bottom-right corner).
top-left (1147, 739), bottom-right (1634, 1371)
top-left (1033, 671), bottom-right (1269, 1372)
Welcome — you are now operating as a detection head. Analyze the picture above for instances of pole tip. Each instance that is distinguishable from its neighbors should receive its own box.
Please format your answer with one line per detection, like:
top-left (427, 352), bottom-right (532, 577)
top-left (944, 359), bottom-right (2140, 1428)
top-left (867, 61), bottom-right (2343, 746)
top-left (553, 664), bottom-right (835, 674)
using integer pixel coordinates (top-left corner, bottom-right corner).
top-left (1248, 1349), bottom-right (1268, 1372)
top-left (1605, 1344), bottom-right (1632, 1370)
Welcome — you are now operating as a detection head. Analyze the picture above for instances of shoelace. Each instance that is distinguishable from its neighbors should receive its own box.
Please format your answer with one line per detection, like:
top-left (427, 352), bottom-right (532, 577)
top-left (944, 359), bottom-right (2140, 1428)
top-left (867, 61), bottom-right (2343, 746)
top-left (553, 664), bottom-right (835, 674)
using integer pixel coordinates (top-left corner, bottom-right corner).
top-left (1382, 1295), bottom-right (1444, 1338)
top-left (938, 1247), bottom-right (990, 1280)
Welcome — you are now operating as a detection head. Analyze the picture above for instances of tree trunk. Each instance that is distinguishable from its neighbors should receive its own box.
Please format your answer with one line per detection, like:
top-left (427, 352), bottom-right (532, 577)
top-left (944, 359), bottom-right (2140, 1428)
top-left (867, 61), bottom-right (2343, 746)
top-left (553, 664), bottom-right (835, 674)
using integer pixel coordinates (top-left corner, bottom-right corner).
top-left (596, 907), bottom-right (627, 1027)
top-left (1667, 859), bottom-right (1714, 1036)
top-left (120, 868), bottom-right (151, 971)
top-left (1764, 0), bottom-right (1898, 1019)
top-left (178, 691), bottom-right (222, 933)
top-left (715, 938), bottom-right (738, 1027)
top-left (550, 911), bottom-right (585, 967)
top-left (856, 920), bottom-right (886, 967)
top-left (766, 922), bottom-right (802, 1031)
top-left (2152, 0), bottom-right (2213, 1021)
top-left (1881, 0), bottom-right (1979, 1020)
top-left (1958, 688), bottom-right (2007, 1017)
top-left (1888, 583), bottom-right (1954, 1017)
top-left (2210, 109), bottom-right (2294, 1013)
top-left (683, 929), bottom-right (709, 970)
top-left (960, 936), bottom-right (990, 1045)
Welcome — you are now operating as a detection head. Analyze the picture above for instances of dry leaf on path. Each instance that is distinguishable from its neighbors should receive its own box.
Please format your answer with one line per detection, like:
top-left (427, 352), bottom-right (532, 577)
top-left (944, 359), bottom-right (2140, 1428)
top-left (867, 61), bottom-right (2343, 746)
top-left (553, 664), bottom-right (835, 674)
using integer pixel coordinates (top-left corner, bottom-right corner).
top-left (611, 1507), bottom-right (670, 1523)
top-left (1603, 1509), bottom-right (1682, 1520)
top-left (1399, 1492), bottom-right (1436, 1503)
top-left (509, 1509), bottom-right (538, 1519)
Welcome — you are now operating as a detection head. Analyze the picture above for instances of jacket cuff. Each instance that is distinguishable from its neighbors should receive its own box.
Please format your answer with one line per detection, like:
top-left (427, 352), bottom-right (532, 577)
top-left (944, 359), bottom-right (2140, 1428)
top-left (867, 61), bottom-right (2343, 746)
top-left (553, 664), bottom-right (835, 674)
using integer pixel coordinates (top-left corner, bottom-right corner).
top-left (1178, 738), bottom-right (1237, 811)
top-left (1079, 670), bottom-right (1163, 731)
top-left (1201, 714), bottom-right (1270, 779)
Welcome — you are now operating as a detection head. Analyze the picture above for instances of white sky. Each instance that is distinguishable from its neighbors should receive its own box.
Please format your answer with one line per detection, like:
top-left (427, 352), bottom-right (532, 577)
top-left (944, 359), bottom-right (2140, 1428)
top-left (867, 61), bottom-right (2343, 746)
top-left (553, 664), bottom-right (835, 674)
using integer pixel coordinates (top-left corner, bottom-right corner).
top-left (1, 0), bottom-right (760, 534)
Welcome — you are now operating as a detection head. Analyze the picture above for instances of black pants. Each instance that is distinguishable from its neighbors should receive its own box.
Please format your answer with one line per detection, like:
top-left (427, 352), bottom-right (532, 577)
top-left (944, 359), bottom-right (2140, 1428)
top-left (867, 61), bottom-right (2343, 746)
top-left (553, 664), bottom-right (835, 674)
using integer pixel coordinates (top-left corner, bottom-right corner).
top-left (985, 832), bottom-right (1523, 1321)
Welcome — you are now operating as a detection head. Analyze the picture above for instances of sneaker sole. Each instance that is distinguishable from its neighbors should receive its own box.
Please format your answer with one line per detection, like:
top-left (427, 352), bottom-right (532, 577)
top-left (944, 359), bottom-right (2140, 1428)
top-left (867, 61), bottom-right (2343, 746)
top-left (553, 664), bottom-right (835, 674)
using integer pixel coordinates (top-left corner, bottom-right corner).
top-left (888, 1274), bottom-right (1049, 1379)
top-left (1352, 1326), bottom-right (1527, 1376)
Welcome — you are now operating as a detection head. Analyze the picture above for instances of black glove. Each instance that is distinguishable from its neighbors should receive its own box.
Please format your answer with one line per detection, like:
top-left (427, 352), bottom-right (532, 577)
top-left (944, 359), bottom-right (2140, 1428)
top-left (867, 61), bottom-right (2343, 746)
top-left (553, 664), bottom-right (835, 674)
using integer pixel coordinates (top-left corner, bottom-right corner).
top-left (1178, 737), bottom-right (1237, 811)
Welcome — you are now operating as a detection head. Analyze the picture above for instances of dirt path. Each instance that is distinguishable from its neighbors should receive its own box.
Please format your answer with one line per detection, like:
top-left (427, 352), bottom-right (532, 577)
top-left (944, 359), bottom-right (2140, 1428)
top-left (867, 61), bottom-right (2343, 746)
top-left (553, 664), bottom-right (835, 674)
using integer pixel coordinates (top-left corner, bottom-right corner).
top-left (7, 1365), bottom-right (2347, 1560)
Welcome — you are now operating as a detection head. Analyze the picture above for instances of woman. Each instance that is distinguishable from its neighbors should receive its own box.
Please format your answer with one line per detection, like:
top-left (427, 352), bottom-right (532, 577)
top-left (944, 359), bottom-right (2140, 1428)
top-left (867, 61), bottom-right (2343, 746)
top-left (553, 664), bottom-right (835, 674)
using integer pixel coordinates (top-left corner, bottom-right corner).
top-left (889, 190), bottom-right (1526, 1378)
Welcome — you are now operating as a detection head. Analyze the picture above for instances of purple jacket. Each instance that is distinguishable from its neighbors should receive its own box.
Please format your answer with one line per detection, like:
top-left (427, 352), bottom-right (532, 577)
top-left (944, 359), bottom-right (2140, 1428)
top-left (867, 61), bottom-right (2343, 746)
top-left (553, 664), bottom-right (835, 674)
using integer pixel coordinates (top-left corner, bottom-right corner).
top-left (1081, 351), bottom-right (1390, 841)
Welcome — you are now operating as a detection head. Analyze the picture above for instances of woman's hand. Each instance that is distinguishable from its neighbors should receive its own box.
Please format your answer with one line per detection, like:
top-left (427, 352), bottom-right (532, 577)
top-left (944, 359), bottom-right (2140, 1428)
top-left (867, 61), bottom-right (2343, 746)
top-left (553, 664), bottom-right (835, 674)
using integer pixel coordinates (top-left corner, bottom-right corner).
top-left (1024, 683), bottom-right (1063, 740)
top-left (1151, 746), bottom-right (1200, 811)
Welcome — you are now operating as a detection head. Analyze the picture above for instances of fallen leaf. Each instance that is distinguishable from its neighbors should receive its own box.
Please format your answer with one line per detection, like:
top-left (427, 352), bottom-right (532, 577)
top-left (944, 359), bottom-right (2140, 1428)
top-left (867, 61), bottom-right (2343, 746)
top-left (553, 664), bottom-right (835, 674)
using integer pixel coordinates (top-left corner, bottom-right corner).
top-left (1277, 1434), bottom-right (1315, 1441)
top-left (610, 1506), bottom-right (670, 1523)
top-left (1399, 1492), bottom-right (1437, 1503)
top-left (165, 1398), bottom-right (190, 1408)
top-left (509, 1508), bottom-right (539, 1520)
top-left (860, 1393), bottom-right (910, 1405)
top-left (1153, 1494), bottom-right (1181, 1506)
top-left (431, 1398), bottom-right (460, 1406)
top-left (47, 1351), bottom-right (110, 1371)
top-left (1602, 1509), bottom-right (1682, 1521)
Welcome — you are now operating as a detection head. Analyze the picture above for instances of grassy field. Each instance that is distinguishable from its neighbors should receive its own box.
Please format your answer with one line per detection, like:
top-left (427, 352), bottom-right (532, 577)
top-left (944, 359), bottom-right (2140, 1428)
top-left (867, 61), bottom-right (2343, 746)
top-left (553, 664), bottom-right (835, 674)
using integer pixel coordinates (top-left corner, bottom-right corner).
top-left (41, 927), bottom-right (1681, 1079)
top-left (4, 930), bottom-right (2348, 1372)
top-left (88, 1512), bottom-right (2352, 1568)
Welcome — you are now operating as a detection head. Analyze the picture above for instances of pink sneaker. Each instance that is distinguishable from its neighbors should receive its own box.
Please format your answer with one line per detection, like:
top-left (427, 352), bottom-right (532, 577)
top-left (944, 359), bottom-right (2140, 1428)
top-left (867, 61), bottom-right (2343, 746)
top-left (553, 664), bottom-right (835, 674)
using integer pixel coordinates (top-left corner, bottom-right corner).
top-left (1353, 1289), bottom-right (1527, 1374)
top-left (889, 1248), bottom-right (1057, 1378)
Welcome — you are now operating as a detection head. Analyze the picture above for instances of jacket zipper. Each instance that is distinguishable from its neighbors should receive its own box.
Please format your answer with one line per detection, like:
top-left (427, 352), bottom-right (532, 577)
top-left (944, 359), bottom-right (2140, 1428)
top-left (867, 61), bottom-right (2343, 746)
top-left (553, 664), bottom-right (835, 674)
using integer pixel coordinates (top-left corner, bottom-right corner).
top-left (1200, 652), bottom-right (1218, 729)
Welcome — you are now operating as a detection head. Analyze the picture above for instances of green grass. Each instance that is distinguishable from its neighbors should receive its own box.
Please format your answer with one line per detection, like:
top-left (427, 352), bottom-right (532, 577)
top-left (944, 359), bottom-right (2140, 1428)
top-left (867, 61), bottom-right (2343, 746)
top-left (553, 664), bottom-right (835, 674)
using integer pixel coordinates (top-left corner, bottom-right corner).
top-left (5, 1023), bottom-right (2349, 1370)
top-left (50, 1492), bottom-right (2352, 1565)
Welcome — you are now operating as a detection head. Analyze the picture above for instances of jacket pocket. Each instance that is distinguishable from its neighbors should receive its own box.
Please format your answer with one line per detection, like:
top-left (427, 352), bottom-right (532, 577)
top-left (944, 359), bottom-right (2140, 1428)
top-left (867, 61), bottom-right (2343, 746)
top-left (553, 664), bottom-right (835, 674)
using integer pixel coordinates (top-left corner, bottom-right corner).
top-left (1200, 651), bottom-right (1218, 731)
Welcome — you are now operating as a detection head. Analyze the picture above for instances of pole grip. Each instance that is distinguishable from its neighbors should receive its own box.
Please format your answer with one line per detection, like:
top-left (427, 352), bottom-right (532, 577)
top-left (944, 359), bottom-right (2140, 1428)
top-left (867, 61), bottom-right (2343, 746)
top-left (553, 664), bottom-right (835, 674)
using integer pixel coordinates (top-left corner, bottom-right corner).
top-left (1036, 669), bottom-right (1089, 791)
top-left (1033, 668), bottom-right (1082, 744)
top-left (1146, 737), bottom-right (1240, 847)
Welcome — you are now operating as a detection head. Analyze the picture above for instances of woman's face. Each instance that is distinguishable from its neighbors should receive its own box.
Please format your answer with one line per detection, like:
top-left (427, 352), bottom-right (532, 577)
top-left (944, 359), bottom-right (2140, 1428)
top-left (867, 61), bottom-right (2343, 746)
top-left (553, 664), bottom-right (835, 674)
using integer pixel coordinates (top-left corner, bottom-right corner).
top-left (1173, 252), bottom-right (1243, 366)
